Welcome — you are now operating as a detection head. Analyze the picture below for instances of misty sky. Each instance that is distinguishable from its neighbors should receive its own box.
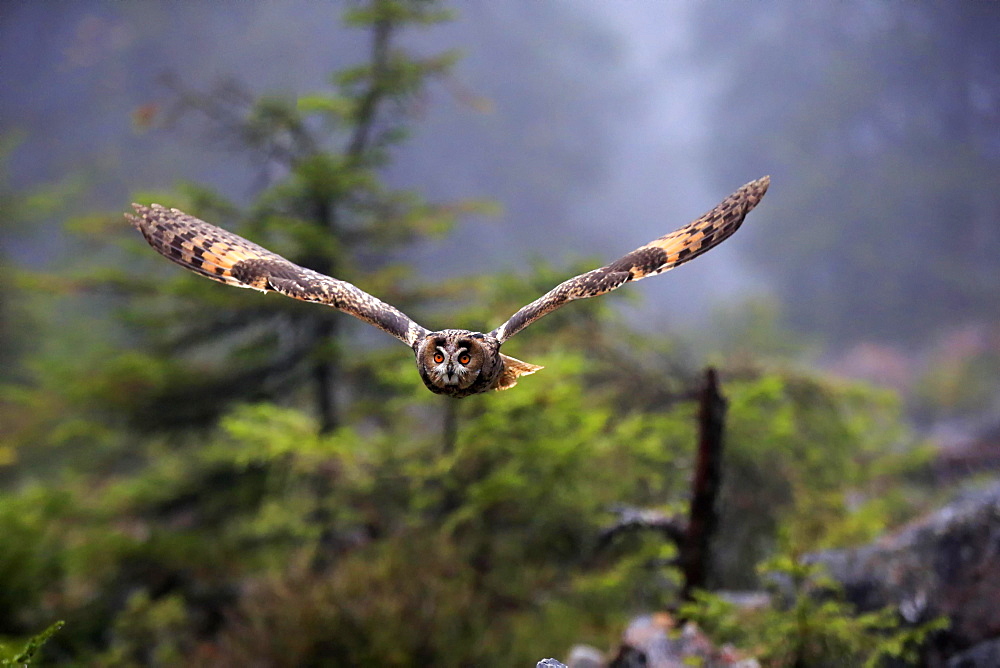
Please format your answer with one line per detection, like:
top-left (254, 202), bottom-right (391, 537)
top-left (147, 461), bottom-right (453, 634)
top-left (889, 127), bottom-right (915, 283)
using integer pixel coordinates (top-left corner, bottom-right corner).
top-left (3, 1), bottom-right (997, 344)
top-left (2, 1), bottom-right (771, 327)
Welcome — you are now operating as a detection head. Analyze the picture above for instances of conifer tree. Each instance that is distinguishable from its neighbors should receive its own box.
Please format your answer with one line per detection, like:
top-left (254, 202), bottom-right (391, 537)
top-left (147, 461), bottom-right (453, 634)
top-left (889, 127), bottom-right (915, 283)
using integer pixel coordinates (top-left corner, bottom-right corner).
top-left (116, 0), bottom-right (473, 432)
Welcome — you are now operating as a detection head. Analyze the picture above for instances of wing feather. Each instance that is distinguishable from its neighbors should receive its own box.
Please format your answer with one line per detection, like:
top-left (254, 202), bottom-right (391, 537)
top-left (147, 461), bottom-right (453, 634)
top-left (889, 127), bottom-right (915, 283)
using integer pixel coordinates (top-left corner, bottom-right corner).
top-left (127, 204), bottom-right (429, 347)
top-left (490, 176), bottom-right (769, 343)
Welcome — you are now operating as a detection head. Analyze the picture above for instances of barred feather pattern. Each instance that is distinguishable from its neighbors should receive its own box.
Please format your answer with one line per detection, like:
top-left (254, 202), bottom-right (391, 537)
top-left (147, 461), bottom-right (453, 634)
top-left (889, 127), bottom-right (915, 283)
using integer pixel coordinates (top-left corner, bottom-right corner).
top-left (490, 176), bottom-right (769, 343)
top-left (127, 204), bottom-right (429, 347)
top-left (127, 176), bottom-right (768, 396)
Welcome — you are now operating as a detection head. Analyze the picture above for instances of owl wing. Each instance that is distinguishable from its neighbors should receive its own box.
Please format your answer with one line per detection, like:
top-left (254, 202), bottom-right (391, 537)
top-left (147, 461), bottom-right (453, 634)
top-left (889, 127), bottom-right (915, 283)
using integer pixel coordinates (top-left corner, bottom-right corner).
top-left (489, 176), bottom-right (770, 343)
top-left (127, 204), bottom-right (430, 347)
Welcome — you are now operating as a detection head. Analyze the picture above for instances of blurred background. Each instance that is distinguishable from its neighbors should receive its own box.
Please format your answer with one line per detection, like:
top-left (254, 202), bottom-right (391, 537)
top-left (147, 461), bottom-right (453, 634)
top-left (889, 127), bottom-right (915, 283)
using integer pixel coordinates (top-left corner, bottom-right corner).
top-left (2, 1), bottom-right (998, 665)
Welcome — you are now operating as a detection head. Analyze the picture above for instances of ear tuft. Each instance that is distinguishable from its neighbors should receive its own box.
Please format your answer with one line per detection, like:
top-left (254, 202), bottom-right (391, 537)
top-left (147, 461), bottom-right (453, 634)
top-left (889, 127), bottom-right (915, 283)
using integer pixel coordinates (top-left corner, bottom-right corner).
top-left (492, 354), bottom-right (544, 391)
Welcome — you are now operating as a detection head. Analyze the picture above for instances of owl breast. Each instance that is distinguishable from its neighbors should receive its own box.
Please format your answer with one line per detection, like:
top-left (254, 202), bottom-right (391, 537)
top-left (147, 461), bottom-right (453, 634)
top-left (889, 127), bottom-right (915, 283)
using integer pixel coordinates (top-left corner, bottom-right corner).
top-left (414, 330), bottom-right (503, 398)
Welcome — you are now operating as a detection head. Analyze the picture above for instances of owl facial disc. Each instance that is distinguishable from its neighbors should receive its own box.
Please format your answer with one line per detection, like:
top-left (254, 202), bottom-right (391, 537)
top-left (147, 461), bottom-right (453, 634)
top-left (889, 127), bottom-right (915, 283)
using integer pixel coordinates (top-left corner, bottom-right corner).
top-left (414, 330), bottom-right (504, 398)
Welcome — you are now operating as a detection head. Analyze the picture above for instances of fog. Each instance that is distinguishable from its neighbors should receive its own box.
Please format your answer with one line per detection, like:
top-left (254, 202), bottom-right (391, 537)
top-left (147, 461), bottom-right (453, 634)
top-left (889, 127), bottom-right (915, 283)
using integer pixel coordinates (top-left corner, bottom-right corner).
top-left (3, 0), bottom-right (998, 345)
top-left (2, 6), bottom-right (999, 660)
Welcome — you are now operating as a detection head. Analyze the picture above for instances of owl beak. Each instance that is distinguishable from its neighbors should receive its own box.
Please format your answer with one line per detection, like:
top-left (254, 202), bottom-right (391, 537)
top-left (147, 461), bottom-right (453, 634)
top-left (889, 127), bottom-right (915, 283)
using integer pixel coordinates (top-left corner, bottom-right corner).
top-left (443, 363), bottom-right (458, 385)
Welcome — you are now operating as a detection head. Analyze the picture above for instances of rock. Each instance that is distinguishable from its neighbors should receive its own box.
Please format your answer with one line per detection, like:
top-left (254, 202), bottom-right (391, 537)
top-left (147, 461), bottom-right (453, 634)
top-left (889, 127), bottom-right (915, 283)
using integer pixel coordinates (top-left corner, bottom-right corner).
top-left (537, 659), bottom-right (569, 668)
top-left (808, 481), bottom-right (1000, 662)
top-left (567, 644), bottom-right (605, 668)
top-left (609, 613), bottom-right (759, 668)
top-left (947, 637), bottom-right (1000, 668)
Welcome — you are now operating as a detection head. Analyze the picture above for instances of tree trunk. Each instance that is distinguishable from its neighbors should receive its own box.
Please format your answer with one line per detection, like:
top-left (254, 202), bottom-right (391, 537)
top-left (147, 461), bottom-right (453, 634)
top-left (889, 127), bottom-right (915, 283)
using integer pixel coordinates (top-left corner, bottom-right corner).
top-left (313, 316), bottom-right (340, 434)
top-left (442, 398), bottom-right (459, 455)
top-left (680, 367), bottom-right (727, 601)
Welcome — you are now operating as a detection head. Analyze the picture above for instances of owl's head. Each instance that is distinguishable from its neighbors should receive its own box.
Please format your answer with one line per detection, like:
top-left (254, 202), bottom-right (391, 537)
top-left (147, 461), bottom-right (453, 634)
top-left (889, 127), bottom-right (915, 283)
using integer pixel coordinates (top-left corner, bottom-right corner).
top-left (415, 329), bottom-right (501, 397)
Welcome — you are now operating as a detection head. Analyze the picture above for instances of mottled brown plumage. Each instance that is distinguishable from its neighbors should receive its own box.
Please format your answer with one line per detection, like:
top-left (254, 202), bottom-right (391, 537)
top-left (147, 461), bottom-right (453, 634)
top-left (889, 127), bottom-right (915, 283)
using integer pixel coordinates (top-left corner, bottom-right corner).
top-left (489, 176), bottom-right (769, 342)
top-left (127, 204), bottom-right (428, 347)
top-left (127, 176), bottom-right (769, 397)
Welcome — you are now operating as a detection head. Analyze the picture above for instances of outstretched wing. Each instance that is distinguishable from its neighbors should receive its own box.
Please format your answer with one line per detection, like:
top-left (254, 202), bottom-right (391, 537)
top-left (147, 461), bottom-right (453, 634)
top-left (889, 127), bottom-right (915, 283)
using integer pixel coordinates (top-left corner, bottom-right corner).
top-left (127, 204), bottom-right (429, 347)
top-left (490, 176), bottom-right (770, 343)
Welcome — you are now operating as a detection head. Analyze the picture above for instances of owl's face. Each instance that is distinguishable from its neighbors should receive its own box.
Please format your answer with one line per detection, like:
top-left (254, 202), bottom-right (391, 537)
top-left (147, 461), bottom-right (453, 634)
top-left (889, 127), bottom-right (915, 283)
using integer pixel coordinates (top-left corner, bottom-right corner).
top-left (415, 330), bottom-right (502, 397)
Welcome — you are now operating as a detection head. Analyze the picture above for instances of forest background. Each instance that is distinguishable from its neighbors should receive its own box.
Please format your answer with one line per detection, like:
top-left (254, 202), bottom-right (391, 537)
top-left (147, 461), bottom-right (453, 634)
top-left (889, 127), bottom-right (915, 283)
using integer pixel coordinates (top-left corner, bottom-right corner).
top-left (1, 1), bottom-right (999, 665)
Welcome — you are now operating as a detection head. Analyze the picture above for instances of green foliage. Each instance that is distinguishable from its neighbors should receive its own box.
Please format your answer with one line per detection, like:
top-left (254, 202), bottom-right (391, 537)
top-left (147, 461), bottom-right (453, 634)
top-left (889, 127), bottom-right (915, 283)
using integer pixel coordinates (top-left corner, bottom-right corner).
top-left (708, 366), bottom-right (936, 588)
top-left (342, 0), bottom-right (455, 28)
top-left (0, 346), bottom-right (933, 663)
top-left (54, 0), bottom-right (481, 435)
top-left (0, 490), bottom-right (70, 632)
top-left (0, 621), bottom-right (64, 666)
top-left (0, 2), bottom-right (949, 665)
top-left (681, 556), bottom-right (948, 667)
top-left (0, 134), bottom-right (84, 387)
top-left (96, 592), bottom-right (193, 667)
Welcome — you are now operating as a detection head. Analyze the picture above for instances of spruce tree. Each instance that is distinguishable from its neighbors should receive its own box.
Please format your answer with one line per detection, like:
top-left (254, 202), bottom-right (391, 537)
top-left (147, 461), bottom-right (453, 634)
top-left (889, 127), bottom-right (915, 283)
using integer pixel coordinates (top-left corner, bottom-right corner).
top-left (114, 0), bottom-right (474, 433)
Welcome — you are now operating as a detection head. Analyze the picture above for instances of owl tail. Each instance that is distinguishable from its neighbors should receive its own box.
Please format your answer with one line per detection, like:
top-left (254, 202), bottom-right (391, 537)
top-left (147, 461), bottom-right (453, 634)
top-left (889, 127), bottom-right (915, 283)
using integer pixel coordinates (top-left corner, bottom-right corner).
top-left (492, 354), bottom-right (544, 392)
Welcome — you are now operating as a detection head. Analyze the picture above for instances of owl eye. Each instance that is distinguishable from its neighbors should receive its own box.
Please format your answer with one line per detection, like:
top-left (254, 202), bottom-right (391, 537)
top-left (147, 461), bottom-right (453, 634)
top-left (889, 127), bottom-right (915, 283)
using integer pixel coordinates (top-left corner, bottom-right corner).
top-left (433, 352), bottom-right (445, 364)
top-left (458, 352), bottom-right (471, 365)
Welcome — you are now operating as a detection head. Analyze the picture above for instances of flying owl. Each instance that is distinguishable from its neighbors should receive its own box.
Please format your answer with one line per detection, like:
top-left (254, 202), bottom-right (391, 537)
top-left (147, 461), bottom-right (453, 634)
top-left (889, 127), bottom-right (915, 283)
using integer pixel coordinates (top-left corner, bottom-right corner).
top-left (127, 176), bottom-right (769, 397)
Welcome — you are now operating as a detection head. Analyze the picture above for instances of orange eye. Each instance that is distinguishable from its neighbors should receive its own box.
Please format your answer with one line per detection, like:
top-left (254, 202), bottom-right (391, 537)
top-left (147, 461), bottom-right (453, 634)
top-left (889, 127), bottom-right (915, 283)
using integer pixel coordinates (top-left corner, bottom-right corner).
top-left (458, 353), bottom-right (471, 365)
top-left (433, 352), bottom-right (445, 364)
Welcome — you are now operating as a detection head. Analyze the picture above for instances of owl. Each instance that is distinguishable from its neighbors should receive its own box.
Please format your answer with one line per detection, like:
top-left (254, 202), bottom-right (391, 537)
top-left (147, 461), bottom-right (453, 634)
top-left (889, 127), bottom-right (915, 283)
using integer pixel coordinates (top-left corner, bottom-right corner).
top-left (127, 176), bottom-right (769, 397)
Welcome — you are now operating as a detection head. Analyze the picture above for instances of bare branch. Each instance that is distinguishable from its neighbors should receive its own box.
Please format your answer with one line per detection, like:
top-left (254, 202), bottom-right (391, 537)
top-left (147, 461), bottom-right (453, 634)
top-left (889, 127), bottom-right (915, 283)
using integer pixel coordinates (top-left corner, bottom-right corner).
top-left (597, 505), bottom-right (688, 550)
